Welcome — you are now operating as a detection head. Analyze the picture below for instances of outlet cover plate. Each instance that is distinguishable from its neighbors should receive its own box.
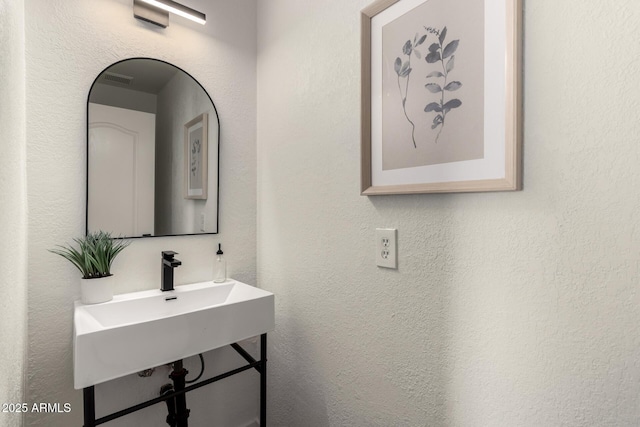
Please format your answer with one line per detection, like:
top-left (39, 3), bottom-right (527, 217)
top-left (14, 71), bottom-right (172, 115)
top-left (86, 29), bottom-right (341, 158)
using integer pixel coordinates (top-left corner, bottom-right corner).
top-left (376, 228), bottom-right (397, 269)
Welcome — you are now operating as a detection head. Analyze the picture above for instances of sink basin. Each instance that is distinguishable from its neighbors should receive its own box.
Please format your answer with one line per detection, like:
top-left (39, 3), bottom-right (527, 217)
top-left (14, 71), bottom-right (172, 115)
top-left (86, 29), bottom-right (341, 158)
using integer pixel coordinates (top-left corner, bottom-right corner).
top-left (74, 279), bottom-right (274, 389)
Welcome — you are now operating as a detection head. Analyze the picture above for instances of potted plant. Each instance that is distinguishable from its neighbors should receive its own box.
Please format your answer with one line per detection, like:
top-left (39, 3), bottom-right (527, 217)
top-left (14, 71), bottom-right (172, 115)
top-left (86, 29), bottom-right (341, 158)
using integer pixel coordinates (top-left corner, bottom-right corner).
top-left (49, 231), bottom-right (130, 304)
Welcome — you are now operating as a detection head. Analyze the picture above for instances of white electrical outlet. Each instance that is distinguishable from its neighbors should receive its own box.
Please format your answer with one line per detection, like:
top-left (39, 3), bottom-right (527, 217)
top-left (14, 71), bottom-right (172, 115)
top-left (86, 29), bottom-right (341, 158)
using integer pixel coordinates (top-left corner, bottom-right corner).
top-left (200, 213), bottom-right (206, 232)
top-left (376, 228), bottom-right (397, 269)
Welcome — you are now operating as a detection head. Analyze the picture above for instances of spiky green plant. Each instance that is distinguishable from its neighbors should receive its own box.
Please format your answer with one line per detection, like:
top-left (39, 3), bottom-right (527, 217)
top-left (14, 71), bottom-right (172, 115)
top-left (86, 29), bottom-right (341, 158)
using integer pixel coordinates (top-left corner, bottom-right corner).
top-left (49, 231), bottom-right (130, 279)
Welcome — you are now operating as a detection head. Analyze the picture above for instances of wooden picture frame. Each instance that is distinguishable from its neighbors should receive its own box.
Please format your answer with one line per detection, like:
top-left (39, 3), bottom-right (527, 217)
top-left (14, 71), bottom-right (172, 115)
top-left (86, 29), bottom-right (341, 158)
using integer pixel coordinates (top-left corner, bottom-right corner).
top-left (361, 0), bottom-right (522, 195)
top-left (184, 113), bottom-right (208, 200)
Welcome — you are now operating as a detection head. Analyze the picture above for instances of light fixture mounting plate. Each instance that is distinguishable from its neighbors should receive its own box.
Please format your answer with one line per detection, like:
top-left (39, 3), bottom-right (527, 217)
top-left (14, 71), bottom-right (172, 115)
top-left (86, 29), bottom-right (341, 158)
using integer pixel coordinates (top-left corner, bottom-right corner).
top-left (133, 0), bottom-right (169, 28)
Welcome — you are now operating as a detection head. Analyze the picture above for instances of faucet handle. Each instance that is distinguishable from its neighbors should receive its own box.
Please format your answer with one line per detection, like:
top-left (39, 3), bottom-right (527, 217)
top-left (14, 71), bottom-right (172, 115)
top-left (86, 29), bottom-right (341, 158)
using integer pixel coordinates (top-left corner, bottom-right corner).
top-left (162, 251), bottom-right (179, 260)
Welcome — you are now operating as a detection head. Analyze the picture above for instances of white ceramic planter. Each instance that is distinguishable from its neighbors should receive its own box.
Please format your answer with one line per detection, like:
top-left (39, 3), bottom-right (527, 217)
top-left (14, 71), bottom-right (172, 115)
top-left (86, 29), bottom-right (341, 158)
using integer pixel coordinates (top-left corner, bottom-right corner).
top-left (80, 275), bottom-right (114, 304)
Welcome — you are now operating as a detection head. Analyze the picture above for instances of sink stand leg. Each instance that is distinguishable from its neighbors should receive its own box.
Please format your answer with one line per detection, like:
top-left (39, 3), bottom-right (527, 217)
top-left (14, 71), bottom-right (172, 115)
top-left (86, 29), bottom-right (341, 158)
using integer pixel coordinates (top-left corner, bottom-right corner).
top-left (83, 386), bottom-right (96, 427)
top-left (260, 333), bottom-right (267, 427)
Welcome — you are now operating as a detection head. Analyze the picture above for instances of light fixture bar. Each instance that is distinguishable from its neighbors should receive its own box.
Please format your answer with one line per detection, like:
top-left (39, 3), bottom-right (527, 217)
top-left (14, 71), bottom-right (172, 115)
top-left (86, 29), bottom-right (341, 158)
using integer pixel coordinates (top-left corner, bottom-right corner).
top-left (137, 0), bottom-right (206, 25)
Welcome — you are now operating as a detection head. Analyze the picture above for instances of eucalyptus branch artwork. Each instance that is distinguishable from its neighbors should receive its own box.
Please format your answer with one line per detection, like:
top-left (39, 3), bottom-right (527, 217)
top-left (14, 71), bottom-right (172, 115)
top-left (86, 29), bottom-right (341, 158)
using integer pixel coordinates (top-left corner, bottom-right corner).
top-left (424, 26), bottom-right (462, 143)
top-left (393, 26), bottom-right (462, 146)
top-left (394, 33), bottom-right (427, 148)
top-left (190, 138), bottom-right (201, 177)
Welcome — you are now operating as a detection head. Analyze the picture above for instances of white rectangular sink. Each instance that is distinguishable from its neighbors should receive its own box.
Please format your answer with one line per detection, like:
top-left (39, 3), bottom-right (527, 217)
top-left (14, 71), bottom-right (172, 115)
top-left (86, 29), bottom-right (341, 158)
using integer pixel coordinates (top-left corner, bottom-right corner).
top-left (74, 279), bottom-right (274, 389)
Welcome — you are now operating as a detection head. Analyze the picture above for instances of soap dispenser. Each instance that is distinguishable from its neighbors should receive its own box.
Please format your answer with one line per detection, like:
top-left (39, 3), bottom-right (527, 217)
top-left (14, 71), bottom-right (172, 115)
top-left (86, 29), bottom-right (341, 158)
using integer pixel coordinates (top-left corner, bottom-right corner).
top-left (213, 244), bottom-right (226, 283)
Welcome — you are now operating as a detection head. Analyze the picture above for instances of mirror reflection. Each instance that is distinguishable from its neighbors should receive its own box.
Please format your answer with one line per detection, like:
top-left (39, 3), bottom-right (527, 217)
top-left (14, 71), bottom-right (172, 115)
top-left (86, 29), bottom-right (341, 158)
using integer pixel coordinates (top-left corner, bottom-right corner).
top-left (87, 58), bottom-right (219, 238)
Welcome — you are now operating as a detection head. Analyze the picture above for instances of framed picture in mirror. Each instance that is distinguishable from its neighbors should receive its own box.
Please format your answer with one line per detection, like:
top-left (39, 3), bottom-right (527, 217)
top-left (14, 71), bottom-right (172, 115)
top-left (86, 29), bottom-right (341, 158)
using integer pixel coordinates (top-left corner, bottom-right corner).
top-left (184, 113), bottom-right (209, 200)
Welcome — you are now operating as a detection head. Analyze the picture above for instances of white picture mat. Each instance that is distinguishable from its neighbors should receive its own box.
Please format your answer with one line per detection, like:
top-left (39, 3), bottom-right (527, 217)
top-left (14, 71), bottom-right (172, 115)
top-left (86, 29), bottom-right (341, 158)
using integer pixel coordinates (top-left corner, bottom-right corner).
top-left (371, 0), bottom-right (507, 186)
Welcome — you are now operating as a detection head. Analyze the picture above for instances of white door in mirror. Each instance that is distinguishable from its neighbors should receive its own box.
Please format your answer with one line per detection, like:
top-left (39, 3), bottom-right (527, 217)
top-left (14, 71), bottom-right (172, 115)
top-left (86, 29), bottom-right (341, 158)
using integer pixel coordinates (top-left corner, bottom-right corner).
top-left (88, 103), bottom-right (155, 236)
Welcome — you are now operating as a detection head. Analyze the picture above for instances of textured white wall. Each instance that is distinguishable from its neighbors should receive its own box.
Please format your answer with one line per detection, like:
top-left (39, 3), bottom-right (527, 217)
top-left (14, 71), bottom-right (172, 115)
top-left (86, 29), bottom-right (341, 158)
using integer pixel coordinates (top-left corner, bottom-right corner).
top-left (0, 1), bottom-right (27, 427)
top-left (25, 0), bottom-right (257, 425)
top-left (257, 0), bottom-right (640, 426)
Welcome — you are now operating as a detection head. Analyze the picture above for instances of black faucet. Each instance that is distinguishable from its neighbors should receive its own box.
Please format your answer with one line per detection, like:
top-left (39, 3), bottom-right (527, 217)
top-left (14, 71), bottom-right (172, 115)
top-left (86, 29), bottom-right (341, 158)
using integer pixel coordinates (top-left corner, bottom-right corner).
top-left (161, 251), bottom-right (182, 292)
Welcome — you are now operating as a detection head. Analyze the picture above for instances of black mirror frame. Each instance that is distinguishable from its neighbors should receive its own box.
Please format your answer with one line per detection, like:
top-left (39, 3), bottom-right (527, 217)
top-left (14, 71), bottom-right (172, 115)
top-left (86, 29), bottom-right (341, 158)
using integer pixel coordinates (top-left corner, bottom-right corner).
top-left (86, 57), bottom-right (221, 238)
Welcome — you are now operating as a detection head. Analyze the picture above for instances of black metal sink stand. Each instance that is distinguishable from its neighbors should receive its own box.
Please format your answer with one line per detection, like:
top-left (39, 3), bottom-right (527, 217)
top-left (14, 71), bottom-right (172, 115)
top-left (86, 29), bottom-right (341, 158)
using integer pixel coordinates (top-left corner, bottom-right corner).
top-left (82, 333), bottom-right (267, 427)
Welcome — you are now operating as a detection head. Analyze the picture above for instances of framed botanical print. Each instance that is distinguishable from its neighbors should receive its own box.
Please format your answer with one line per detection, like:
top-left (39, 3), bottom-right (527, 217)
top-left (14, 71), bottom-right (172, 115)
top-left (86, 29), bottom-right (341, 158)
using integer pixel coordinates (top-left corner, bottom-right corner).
top-left (361, 0), bottom-right (522, 195)
top-left (184, 113), bottom-right (209, 200)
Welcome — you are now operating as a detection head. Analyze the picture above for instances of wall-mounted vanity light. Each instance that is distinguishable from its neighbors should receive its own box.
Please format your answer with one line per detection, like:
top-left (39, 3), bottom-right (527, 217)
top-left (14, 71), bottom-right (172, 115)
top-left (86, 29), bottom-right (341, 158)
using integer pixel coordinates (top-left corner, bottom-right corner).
top-left (133, 0), bottom-right (206, 28)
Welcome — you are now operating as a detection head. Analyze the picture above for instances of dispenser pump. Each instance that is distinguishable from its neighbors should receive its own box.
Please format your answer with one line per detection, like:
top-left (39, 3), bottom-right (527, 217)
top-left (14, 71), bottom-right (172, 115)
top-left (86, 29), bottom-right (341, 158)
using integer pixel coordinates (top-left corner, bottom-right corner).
top-left (213, 244), bottom-right (226, 283)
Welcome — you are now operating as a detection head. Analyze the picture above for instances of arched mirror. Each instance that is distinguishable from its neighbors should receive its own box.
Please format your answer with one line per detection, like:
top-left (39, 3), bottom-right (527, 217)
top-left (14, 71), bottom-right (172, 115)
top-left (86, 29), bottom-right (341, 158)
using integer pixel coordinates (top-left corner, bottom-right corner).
top-left (86, 58), bottom-right (219, 238)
